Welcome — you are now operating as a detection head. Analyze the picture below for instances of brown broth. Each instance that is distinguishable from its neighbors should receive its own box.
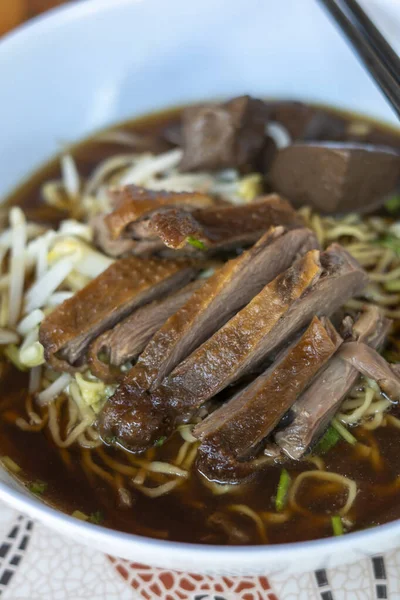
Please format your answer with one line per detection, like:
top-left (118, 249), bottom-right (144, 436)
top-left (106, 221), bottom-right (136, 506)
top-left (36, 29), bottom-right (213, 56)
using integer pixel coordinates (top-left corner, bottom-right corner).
top-left (1, 101), bottom-right (400, 545)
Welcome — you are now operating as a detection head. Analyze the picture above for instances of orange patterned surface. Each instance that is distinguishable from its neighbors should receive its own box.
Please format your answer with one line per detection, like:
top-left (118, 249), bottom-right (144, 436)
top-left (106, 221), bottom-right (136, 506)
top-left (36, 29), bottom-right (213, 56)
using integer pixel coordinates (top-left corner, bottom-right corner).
top-left (108, 559), bottom-right (279, 600)
top-left (0, 0), bottom-right (68, 35)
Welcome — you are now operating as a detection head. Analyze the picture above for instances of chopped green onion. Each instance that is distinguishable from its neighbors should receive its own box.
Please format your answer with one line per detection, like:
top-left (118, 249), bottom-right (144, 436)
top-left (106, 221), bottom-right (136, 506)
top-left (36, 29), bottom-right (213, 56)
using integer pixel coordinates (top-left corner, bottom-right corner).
top-left (1, 456), bottom-right (21, 474)
top-left (375, 234), bottom-right (400, 257)
top-left (72, 510), bottom-right (89, 521)
top-left (385, 195), bottom-right (400, 214)
top-left (89, 511), bottom-right (104, 525)
top-left (186, 236), bottom-right (206, 250)
top-left (331, 418), bottom-right (357, 445)
top-left (28, 481), bottom-right (48, 496)
top-left (154, 436), bottom-right (167, 447)
top-left (331, 515), bottom-right (344, 536)
top-left (314, 426), bottom-right (341, 455)
top-left (275, 468), bottom-right (291, 512)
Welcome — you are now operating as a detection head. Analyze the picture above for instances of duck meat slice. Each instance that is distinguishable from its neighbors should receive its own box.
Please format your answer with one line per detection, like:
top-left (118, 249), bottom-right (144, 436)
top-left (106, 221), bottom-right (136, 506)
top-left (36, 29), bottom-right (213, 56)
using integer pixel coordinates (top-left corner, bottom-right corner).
top-left (179, 95), bottom-right (269, 172)
top-left (155, 244), bottom-right (367, 416)
top-left (100, 245), bottom-right (367, 453)
top-left (148, 194), bottom-right (303, 251)
top-left (340, 342), bottom-right (400, 401)
top-left (106, 185), bottom-right (215, 240)
top-left (93, 186), bottom-right (213, 257)
top-left (275, 307), bottom-right (391, 459)
top-left (268, 142), bottom-right (400, 214)
top-left (194, 317), bottom-right (342, 483)
top-left (88, 280), bottom-right (202, 382)
top-left (39, 256), bottom-right (197, 372)
top-left (124, 226), bottom-right (317, 390)
top-left (91, 214), bottom-right (140, 258)
top-left (99, 227), bottom-right (319, 449)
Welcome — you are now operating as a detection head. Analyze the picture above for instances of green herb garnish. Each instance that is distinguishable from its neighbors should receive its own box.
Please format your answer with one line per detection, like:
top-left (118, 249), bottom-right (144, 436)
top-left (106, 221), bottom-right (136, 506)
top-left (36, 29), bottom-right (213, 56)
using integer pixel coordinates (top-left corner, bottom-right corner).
top-left (375, 234), bottom-right (400, 257)
top-left (187, 236), bottom-right (206, 250)
top-left (28, 481), bottom-right (48, 496)
top-left (331, 515), bottom-right (344, 536)
top-left (385, 195), bottom-right (400, 214)
top-left (275, 468), bottom-right (291, 512)
top-left (154, 436), bottom-right (167, 447)
top-left (89, 511), bottom-right (104, 525)
top-left (314, 426), bottom-right (341, 455)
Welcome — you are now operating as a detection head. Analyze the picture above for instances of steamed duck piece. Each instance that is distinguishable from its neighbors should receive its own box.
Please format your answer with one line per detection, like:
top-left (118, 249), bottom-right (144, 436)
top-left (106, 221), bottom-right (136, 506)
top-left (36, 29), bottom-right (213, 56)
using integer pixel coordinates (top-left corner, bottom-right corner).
top-left (101, 244), bottom-right (366, 453)
top-left (194, 317), bottom-right (342, 483)
top-left (39, 256), bottom-right (197, 372)
top-left (99, 226), bottom-right (319, 446)
top-left (275, 307), bottom-right (391, 459)
top-left (88, 280), bottom-right (202, 382)
top-left (268, 142), bottom-right (400, 214)
top-left (179, 95), bottom-right (269, 172)
top-left (148, 194), bottom-right (303, 251)
top-left (340, 342), bottom-right (400, 401)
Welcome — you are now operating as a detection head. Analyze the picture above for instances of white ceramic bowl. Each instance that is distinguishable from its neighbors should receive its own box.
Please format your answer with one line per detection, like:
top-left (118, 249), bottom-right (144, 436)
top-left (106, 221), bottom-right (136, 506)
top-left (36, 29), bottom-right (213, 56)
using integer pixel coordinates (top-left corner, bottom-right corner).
top-left (1, 0), bottom-right (400, 576)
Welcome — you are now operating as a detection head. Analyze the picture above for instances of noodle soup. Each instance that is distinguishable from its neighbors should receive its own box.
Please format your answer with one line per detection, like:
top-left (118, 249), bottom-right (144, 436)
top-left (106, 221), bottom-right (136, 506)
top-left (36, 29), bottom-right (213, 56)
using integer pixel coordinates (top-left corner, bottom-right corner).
top-left (1, 100), bottom-right (400, 545)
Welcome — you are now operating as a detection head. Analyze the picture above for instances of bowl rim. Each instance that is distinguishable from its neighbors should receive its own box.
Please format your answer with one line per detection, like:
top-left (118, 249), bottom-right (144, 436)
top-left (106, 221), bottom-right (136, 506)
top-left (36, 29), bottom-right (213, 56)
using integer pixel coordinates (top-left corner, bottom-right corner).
top-left (0, 477), bottom-right (397, 561)
top-left (1, 0), bottom-right (400, 564)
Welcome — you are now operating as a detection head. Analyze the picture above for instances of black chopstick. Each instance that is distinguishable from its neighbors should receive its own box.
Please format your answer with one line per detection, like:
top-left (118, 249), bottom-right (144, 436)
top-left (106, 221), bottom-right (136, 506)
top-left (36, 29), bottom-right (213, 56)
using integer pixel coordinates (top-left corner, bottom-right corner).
top-left (318, 0), bottom-right (400, 120)
top-left (343, 0), bottom-right (400, 81)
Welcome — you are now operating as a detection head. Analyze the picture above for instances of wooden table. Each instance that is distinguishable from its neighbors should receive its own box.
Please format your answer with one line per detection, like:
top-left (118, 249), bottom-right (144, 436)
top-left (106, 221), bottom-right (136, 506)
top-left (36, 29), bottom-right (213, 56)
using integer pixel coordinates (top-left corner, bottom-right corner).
top-left (0, 0), bottom-right (69, 36)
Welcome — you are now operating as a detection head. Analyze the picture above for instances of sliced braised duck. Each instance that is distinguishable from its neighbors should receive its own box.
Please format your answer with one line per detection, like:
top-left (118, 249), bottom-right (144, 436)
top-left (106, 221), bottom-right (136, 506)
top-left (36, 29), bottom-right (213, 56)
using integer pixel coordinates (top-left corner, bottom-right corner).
top-left (105, 185), bottom-right (215, 240)
top-left (95, 192), bottom-right (302, 257)
top-left (119, 226), bottom-right (317, 389)
top-left (179, 95), bottom-right (269, 172)
top-left (156, 245), bottom-right (366, 411)
top-left (93, 186), bottom-right (214, 257)
top-left (268, 142), bottom-right (400, 214)
top-left (99, 227), bottom-right (319, 448)
top-left (275, 307), bottom-right (391, 459)
top-left (340, 342), bottom-right (400, 401)
top-left (39, 256), bottom-right (197, 372)
top-left (194, 317), bottom-right (342, 483)
top-left (88, 280), bottom-right (202, 382)
top-left (148, 194), bottom-right (302, 251)
top-left (100, 244), bottom-right (367, 453)
top-left (92, 215), bottom-right (139, 258)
